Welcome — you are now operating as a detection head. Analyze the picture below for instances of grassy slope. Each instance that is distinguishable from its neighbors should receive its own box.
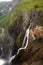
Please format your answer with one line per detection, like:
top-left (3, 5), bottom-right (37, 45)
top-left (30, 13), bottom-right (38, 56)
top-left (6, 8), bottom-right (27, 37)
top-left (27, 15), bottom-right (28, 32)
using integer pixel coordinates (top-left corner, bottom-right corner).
top-left (0, 0), bottom-right (43, 35)
top-left (17, 0), bottom-right (43, 12)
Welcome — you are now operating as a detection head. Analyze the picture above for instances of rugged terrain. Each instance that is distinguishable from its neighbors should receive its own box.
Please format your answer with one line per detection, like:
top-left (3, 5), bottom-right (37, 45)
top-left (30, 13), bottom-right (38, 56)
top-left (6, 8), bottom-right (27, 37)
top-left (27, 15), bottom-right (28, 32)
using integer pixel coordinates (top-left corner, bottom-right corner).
top-left (9, 10), bottom-right (43, 65)
top-left (0, 0), bottom-right (43, 65)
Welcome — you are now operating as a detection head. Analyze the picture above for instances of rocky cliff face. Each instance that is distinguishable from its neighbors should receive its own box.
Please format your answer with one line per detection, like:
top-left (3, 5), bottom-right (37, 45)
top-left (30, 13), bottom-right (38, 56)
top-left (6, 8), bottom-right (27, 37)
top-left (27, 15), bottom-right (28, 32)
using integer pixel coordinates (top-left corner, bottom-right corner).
top-left (8, 10), bottom-right (43, 65)
top-left (0, 9), bottom-right (43, 65)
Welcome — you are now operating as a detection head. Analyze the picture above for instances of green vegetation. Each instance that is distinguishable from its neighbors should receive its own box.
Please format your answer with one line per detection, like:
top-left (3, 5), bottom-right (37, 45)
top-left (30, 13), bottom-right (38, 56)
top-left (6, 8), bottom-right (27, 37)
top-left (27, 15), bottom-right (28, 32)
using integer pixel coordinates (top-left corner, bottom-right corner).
top-left (0, 0), bottom-right (43, 36)
top-left (0, 1), bottom-right (43, 64)
top-left (17, 0), bottom-right (43, 12)
top-left (0, 0), bottom-right (43, 27)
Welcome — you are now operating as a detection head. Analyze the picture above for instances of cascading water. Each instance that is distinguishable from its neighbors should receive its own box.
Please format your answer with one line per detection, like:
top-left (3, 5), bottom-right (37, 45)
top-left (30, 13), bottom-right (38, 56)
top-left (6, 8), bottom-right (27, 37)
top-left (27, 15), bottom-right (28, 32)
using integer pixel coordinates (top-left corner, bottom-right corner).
top-left (0, 34), bottom-right (14, 65)
top-left (9, 23), bottom-right (32, 64)
top-left (0, 17), bottom-right (32, 65)
top-left (0, 23), bottom-right (31, 65)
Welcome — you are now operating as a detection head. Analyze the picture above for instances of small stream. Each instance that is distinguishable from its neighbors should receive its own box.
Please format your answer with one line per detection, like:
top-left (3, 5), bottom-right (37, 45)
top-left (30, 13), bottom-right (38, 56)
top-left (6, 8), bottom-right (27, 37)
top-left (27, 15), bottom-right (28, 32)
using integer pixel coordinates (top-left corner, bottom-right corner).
top-left (9, 23), bottom-right (32, 64)
top-left (0, 23), bottom-right (31, 65)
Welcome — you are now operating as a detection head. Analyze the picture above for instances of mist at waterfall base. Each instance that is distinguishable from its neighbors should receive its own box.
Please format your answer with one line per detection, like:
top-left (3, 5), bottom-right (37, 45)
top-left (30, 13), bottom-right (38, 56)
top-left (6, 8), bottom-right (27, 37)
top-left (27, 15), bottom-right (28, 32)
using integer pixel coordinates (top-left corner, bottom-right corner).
top-left (0, 23), bottom-right (31, 65)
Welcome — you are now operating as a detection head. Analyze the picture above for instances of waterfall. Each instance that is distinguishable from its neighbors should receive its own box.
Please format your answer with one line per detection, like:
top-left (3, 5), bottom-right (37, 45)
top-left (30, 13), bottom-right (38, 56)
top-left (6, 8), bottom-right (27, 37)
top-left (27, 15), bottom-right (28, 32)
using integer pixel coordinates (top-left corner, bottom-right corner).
top-left (0, 59), bottom-right (6, 65)
top-left (9, 23), bottom-right (31, 64)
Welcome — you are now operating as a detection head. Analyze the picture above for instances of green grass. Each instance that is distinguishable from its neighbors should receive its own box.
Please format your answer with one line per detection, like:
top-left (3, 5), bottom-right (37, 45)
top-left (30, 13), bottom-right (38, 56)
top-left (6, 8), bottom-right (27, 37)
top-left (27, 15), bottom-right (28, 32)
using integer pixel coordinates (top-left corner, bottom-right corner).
top-left (0, 0), bottom-right (43, 36)
top-left (16, 0), bottom-right (43, 12)
top-left (0, 0), bottom-right (43, 27)
top-left (0, 8), bottom-right (21, 36)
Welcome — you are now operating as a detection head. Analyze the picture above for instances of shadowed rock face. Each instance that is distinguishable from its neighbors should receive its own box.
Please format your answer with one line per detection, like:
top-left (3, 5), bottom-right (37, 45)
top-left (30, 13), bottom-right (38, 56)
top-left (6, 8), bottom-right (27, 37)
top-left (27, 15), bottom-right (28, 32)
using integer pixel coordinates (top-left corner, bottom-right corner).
top-left (0, 29), bottom-right (2, 34)
top-left (0, 34), bottom-right (14, 65)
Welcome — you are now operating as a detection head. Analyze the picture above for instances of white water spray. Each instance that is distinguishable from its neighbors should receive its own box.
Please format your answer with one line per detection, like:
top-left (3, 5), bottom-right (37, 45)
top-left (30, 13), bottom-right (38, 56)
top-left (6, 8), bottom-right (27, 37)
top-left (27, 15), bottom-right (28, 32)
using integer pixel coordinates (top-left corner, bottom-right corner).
top-left (9, 23), bottom-right (31, 63)
top-left (0, 59), bottom-right (6, 65)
